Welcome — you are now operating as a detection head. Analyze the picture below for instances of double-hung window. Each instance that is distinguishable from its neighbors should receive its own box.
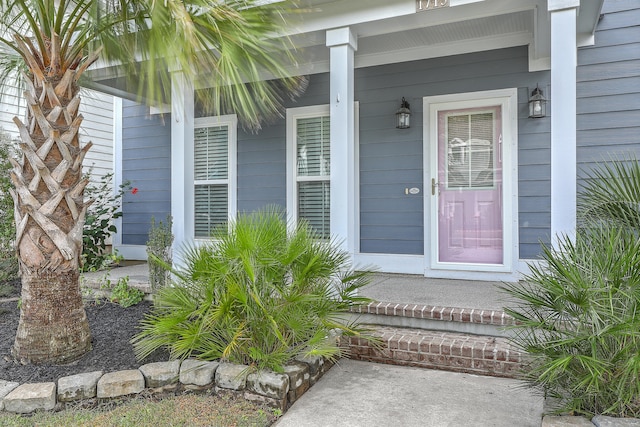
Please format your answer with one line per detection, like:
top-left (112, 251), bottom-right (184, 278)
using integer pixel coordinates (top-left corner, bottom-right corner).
top-left (193, 115), bottom-right (237, 238)
top-left (287, 105), bottom-right (331, 239)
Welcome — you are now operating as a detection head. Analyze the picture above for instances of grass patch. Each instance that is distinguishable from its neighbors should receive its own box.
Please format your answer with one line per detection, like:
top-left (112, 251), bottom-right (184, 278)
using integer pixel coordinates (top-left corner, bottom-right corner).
top-left (0, 392), bottom-right (277, 427)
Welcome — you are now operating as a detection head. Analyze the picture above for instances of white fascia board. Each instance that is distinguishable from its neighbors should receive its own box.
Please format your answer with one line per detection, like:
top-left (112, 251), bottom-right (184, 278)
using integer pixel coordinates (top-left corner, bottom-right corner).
top-left (282, 0), bottom-right (415, 37)
top-left (289, 0), bottom-right (536, 39)
top-left (450, 0), bottom-right (485, 6)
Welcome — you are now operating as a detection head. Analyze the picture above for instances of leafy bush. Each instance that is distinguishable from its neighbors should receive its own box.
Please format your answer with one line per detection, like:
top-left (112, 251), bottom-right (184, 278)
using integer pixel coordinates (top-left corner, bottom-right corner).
top-left (132, 207), bottom-right (374, 372)
top-left (503, 158), bottom-right (640, 418)
top-left (107, 276), bottom-right (145, 308)
top-left (146, 215), bottom-right (174, 291)
top-left (82, 173), bottom-right (130, 272)
top-left (578, 155), bottom-right (640, 230)
top-left (0, 129), bottom-right (18, 282)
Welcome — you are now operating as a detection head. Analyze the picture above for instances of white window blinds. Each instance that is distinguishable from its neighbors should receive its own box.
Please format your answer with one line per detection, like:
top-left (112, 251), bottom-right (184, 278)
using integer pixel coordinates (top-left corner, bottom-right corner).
top-left (446, 112), bottom-right (495, 189)
top-left (296, 115), bottom-right (330, 239)
top-left (194, 125), bottom-right (229, 238)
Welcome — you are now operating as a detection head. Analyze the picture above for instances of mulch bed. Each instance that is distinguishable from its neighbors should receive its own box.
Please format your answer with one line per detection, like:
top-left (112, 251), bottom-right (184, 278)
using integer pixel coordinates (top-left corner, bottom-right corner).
top-left (0, 278), bottom-right (169, 384)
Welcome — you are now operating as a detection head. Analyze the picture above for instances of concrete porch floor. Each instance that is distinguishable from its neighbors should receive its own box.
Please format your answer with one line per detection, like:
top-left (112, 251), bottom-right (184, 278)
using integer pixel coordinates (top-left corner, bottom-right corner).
top-left (363, 273), bottom-right (513, 312)
top-left (81, 264), bottom-right (515, 312)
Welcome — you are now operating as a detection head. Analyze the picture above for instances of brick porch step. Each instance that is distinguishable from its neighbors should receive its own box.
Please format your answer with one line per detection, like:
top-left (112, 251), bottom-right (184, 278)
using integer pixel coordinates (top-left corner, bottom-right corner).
top-left (350, 301), bottom-right (517, 337)
top-left (346, 326), bottom-right (526, 378)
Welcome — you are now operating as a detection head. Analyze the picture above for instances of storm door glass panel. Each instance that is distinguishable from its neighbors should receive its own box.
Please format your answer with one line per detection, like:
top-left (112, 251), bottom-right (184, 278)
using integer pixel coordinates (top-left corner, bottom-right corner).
top-left (437, 106), bottom-right (503, 265)
top-left (446, 113), bottom-right (494, 189)
top-left (194, 125), bottom-right (229, 238)
top-left (296, 116), bottom-right (330, 238)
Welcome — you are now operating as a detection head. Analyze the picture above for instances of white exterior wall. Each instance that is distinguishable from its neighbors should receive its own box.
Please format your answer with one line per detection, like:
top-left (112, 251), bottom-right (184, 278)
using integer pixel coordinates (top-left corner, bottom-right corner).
top-left (1, 85), bottom-right (114, 184)
top-left (79, 89), bottom-right (115, 182)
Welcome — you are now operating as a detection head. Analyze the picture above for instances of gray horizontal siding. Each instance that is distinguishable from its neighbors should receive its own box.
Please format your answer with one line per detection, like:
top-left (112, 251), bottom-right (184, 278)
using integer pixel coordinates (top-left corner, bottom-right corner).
top-left (237, 73), bottom-right (330, 214)
top-left (117, 0), bottom-right (637, 265)
top-left (121, 100), bottom-right (171, 245)
top-left (357, 45), bottom-right (551, 257)
top-left (577, 2), bottom-right (640, 186)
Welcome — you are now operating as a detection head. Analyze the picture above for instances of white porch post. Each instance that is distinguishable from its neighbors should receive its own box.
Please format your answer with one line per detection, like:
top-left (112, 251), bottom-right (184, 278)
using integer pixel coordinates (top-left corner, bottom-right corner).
top-left (170, 69), bottom-right (195, 265)
top-left (549, 0), bottom-right (579, 246)
top-left (326, 27), bottom-right (357, 255)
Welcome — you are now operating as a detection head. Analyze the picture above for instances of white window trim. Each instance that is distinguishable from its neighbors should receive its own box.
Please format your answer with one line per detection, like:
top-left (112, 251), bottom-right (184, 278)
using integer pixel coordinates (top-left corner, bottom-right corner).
top-left (423, 88), bottom-right (519, 279)
top-left (192, 114), bottom-right (237, 241)
top-left (286, 104), bottom-right (331, 229)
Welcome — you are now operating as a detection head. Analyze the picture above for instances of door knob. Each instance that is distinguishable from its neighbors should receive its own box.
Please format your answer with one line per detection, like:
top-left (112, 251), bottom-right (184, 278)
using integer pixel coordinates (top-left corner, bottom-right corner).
top-left (432, 178), bottom-right (439, 195)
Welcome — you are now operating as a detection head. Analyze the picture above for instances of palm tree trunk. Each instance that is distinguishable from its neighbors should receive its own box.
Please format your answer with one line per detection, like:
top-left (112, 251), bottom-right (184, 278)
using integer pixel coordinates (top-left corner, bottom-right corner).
top-left (9, 35), bottom-right (95, 364)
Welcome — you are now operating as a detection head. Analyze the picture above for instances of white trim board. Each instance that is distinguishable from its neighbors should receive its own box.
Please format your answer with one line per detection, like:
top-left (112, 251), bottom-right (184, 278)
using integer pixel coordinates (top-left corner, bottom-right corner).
top-left (355, 252), bottom-right (538, 282)
top-left (113, 245), bottom-right (147, 261)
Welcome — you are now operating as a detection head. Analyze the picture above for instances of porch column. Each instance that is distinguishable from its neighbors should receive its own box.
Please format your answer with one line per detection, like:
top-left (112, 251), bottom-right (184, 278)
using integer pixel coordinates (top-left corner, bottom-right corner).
top-left (170, 68), bottom-right (195, 265)
top-left (548, 0), bottom-right (579, 245)
top-left (326, 27), bottom-right (357, 255)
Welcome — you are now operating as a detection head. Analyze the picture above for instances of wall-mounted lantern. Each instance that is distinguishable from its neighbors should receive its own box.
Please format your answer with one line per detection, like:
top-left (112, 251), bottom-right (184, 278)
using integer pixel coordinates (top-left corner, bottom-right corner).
top-left (396, 97), bottom-right (411, 129)
top-left (528, 85), bottom-right (547, 118)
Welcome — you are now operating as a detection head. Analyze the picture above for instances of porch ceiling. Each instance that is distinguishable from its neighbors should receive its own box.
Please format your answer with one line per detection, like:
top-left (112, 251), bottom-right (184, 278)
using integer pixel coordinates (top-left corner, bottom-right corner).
top-left (85, 0), bottom-right (603, 96)
top-left (286, 0), bottom-right (603, 75)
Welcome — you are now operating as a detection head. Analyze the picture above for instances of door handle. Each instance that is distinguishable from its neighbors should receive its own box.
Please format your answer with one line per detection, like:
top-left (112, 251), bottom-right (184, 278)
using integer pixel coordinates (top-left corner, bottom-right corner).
top-left (432, 178), bottom-right (439, 195)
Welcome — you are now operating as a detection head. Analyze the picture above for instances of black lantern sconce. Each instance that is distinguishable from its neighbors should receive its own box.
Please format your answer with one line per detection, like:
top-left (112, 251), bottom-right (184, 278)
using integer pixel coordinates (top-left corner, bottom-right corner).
top-left (396, 97), bottom-right (411, 129)
top-left (528, 85), bottom-right (547, 118)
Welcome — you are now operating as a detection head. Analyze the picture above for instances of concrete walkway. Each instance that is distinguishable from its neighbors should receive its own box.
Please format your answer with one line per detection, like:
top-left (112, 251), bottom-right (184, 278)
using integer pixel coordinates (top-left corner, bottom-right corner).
top-left (275, 359), bottom-right (544, 427)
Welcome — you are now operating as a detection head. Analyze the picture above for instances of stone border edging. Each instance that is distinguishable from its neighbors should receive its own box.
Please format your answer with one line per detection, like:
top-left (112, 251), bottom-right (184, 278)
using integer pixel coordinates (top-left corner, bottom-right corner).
top-left (543, 415), bottom-right (640, 426)
top-left (0, 355), bottom-right (332, 414)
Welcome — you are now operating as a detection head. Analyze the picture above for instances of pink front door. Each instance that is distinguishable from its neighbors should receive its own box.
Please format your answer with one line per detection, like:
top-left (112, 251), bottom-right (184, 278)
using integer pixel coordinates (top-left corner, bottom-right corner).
top-left (436, 106), bottom-right (503, 265)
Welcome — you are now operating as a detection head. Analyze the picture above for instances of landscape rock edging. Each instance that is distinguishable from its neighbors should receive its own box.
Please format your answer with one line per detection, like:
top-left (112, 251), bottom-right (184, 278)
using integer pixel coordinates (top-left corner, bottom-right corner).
top-left (0, 357), bottom-right (331, 415)
top-left (543, 415), bottom-right (640, 427)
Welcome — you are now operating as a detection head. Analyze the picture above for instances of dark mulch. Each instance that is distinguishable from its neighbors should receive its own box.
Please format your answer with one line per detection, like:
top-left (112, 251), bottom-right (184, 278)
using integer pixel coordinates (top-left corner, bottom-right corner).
top-left (0, 278), bottom-right (169, 384)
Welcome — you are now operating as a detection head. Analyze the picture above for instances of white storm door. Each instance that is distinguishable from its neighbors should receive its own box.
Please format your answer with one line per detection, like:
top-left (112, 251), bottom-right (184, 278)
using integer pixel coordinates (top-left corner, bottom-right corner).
top-left (425, 90), bottom-right (517, 274)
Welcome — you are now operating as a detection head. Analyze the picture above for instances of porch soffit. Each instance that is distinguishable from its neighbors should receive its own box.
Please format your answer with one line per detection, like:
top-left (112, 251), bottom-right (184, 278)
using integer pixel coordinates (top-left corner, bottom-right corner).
top-left (84, 0), bottom-right (603, 95)
top-left (286, 0), bottom-right (602, 75)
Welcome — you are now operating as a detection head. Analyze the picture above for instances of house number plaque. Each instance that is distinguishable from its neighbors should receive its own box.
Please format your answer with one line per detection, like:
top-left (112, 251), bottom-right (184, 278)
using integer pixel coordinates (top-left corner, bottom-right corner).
top-left (416, 0), bottom-right (449, 12)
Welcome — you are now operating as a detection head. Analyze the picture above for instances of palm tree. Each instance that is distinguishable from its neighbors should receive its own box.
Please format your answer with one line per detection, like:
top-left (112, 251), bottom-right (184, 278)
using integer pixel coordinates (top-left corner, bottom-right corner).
top-left (0, 0), bottom-right (306, 364)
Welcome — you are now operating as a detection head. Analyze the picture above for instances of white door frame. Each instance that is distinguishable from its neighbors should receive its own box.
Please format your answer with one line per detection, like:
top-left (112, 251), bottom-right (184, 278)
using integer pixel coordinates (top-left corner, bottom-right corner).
top-left (423, 88), bottom-right (519, 281)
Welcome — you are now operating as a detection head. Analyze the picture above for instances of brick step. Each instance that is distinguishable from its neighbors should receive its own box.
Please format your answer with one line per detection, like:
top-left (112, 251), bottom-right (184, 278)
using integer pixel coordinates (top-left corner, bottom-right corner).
top-left (346, 326), bottom-right (526, 378)
top-left (350, 301), bottom-right (517, 337)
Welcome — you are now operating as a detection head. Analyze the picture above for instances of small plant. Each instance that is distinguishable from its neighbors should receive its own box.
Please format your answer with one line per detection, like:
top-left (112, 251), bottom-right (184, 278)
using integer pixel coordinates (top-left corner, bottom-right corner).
top-left (133, 207), bottom-right (375, 372)
top-left (108, 276), bottom-right (145, 308)
top-left (146, 215), bottom-right (174, 291)
top-left (82, 172), bottom-right (131, 272)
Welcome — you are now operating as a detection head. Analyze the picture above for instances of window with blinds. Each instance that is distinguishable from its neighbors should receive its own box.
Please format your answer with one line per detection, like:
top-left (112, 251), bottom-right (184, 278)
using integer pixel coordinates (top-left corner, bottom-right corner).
top-left (445, 112), bottom-right (495, 189)
top-left (194, 125), bottom-right (229, 238)
top-left (296, 115), bottom-right (330, 239)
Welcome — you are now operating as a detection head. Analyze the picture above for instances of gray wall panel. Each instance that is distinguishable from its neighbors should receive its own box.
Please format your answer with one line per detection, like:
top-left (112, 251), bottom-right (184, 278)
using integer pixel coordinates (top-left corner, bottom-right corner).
top-left (577, 3), bottom-right (640, 180)
top-left (120, 100), bottom-right (171, 245)
top-left (236, 73), bottom-right (330, 214)
top-left (357, 45), bottom-right (551, 256)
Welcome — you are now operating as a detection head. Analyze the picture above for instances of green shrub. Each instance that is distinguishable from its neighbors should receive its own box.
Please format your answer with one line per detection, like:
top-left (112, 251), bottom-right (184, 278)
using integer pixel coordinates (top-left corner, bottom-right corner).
top-left (108, 276), bottom-right (145, 308)
top-left (578, 155), bottom-right (640, 230)
top-left (146, 215), bottom-right (174, 291)
top-left (82, 173), bottom-right (130, 272)
top-left (503, 221), bottom-right (640, 415)
top-left (132, 207), bottom-right (374, 372)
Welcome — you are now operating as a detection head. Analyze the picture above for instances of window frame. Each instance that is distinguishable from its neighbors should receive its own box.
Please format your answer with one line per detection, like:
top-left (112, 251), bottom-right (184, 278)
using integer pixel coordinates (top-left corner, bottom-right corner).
top-left (286, 104), bottom-right (331, 236)
top-left (193, 114), bottom-right (237, 240)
